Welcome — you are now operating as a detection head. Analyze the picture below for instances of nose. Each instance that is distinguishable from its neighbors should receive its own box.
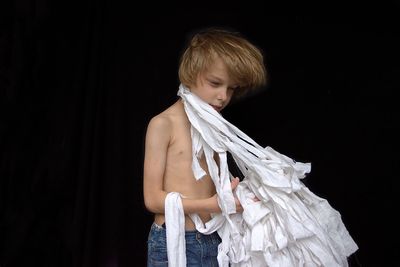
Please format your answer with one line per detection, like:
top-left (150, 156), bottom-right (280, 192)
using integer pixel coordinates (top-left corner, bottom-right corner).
top-left (217, 87), bottom-right (228, 101)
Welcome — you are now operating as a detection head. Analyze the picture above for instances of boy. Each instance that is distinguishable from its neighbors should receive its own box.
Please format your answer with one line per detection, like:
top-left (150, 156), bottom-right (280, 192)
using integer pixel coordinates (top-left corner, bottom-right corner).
top-left (144, 28), bottom-right (358, 267)
top-left (143, 28), bottom-right (266, 266)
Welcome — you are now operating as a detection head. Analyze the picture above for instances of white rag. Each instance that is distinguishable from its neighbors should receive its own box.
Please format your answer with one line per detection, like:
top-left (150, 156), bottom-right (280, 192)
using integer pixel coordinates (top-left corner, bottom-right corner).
top-left (163, 84), bottom-right (358, 267)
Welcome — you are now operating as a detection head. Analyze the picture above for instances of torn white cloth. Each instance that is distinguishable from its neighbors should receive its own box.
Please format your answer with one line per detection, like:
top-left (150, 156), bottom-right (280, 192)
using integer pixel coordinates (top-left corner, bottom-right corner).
top-left (166, 84), bottom-right (358, 266)
top-left (165, 192), bottom-right (186, 267)
top-left (165, 191), bottom-right (227, 267)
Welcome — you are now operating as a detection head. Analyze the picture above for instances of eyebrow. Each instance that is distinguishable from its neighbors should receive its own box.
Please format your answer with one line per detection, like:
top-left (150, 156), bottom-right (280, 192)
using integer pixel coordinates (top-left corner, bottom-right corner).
top-left (207, 75), bottom-right (223, 81)
top-left (206, 75), bottom-right (239, 88)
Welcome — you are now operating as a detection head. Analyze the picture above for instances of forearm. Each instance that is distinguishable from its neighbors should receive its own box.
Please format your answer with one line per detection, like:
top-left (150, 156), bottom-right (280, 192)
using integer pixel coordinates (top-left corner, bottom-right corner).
top-left (182, 195), bottom-right (220, 214)
top-left (144, 190), bottom-right (220, 215)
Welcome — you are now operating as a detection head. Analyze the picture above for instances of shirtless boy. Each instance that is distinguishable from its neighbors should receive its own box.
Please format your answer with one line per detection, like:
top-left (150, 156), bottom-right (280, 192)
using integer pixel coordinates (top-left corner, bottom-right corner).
top-left (143, 28), bottom-right (266, 266)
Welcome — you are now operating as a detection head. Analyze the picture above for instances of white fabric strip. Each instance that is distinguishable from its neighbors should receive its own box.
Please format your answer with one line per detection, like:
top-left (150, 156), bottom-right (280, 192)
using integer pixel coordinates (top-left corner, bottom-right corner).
top-left (175, 84), bottom-right (358, 266)
top-left (165, 192), bottom-right (186, 267)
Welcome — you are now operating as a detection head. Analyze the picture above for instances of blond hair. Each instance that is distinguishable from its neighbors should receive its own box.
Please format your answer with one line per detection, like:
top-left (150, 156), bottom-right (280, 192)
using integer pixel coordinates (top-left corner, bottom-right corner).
top-left (178, 28), bottom-right (267, 98)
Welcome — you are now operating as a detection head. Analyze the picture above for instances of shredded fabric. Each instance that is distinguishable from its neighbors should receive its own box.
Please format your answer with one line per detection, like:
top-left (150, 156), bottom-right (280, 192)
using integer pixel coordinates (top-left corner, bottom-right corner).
top-left (165, 84), bottom-right (358, 267)
top-left (165, 192), bottom-right (186, 266)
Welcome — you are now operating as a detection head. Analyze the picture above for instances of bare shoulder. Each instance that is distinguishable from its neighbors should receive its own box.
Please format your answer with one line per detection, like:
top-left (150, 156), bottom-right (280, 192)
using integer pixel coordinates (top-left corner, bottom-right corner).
top-left (145, 114), bottom-right (173, 147)
top-left (147, 112), bottom-right (172, 132)
top-left (148, 100), bottom-right (184, 126)
top-left (145, 100), bottom-right (185, 140)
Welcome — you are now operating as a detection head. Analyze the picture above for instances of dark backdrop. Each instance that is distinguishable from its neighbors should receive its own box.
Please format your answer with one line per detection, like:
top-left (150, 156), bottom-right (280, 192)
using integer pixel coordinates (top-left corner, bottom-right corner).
top-left (1, 1), bottom-right (399, 266)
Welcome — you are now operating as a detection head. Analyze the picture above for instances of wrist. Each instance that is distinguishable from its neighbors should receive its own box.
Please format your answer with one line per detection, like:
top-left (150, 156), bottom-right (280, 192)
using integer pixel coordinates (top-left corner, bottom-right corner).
top-left (208, 194), bottom-right (221, 213)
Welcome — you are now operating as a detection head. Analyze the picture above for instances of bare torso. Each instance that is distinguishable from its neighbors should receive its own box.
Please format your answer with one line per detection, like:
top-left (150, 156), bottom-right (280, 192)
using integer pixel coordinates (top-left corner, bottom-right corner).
top-left (154, 99), bottom-right (217, 230)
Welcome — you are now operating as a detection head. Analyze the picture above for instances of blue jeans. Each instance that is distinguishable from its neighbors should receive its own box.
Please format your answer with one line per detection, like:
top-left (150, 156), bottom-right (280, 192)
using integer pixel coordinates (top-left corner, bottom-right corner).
top-left (147, 222), bottom-right (221, 267)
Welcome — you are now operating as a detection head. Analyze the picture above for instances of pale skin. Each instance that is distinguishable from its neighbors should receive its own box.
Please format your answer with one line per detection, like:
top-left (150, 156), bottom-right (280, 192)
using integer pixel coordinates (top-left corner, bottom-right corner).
top-left (143, 57), bottom-right (244, 230)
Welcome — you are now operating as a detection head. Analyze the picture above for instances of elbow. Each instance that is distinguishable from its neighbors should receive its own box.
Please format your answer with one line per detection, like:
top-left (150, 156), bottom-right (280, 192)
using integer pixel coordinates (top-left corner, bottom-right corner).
top-left (143, 188), bottom-right (167, 214)
top-left (144, 197), bottom-right (162, 214)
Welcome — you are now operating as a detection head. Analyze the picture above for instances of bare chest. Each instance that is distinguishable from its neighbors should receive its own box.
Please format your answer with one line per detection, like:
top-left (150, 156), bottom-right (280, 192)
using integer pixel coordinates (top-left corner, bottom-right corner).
top-left (169, 127), bottom-right (193, 161)
top-left (163, 124), bottom-right (216, 197)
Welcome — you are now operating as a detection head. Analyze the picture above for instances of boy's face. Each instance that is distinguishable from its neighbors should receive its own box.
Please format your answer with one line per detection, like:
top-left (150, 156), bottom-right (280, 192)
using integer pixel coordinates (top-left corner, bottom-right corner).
top-left (190, 57), bottom-right (238, 113)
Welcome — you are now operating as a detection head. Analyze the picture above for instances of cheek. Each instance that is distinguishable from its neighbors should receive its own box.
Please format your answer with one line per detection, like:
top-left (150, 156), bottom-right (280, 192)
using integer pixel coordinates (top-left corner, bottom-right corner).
top-left (227, 90), bottom-right (234, 100)
top-left (194, 88), bottom-right (214, 102)
top-left (203, 87), bottom-right (217, 98)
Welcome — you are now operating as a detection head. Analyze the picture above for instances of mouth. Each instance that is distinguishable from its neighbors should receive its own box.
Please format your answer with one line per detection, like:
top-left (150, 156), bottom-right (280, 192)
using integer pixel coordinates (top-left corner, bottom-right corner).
top-left (210, 105), bottom-right (222, 112)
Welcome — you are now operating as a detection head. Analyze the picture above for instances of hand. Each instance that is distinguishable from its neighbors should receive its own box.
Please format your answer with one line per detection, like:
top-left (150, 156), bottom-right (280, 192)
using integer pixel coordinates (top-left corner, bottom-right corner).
top-left (231, 177), bottom-right (260, 203)
top-left (231, 177), bottom-right (243, 213)
top-left (208, 177), bottom-right (243, 213)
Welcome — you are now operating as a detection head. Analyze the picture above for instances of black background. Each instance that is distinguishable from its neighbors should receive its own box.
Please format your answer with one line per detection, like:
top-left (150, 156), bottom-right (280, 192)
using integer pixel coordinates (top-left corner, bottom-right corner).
top-left (1, 1), bottom-right (399, 266)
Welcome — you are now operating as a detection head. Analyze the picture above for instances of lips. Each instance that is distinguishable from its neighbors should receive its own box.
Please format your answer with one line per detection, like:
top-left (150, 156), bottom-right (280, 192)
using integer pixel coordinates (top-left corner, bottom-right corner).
top-left (210, 105), bottom-right (222, 112)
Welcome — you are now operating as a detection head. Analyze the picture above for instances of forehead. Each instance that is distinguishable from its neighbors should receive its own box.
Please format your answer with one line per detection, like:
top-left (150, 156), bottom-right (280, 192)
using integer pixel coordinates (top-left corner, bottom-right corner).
top-left (203, 58), bottom-right (228, 78)
top-left (202, 57), bottom-right (239, 85)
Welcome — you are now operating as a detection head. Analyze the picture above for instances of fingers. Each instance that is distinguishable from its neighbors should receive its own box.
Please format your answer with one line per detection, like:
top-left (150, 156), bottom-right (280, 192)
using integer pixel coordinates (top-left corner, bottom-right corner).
top-left (235, 197), bottom-right (243, 212)
top-left (231, 177), bottom-right (240, 190)
top-left (230, 177), bottom-right (244, 212)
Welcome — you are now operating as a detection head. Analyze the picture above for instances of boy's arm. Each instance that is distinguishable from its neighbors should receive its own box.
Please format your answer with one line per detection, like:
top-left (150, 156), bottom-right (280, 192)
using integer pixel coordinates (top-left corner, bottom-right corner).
top-left (143, 116), bottom-right (241, 215)
top-left (143, 116), bottom-right (172, 214)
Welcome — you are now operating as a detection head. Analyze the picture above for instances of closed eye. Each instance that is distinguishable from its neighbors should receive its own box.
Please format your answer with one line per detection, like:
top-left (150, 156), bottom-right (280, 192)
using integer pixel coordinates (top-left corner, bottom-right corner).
top-left (209, 81), bottom-right (220, 87)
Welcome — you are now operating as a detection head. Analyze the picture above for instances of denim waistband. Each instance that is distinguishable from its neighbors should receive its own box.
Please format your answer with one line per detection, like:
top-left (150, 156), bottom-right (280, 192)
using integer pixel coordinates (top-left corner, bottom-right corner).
top-left (151, 222), bottom-right (221, 240)
top-left (152, 222), bottom-right (198, 233)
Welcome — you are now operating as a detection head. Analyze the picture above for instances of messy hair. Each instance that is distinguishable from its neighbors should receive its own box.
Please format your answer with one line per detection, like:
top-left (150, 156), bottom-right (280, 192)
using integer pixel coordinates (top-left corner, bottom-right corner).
top-left (178, 27), bottom-right (267, 98)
